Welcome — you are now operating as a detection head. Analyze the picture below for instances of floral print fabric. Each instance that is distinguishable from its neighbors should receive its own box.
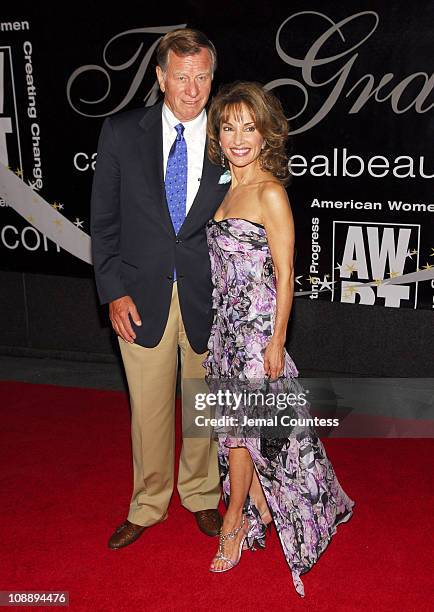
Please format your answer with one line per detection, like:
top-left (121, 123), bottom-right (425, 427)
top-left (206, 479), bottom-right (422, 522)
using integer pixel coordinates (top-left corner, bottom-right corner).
top-left (203, 218), bottom-right (355, 597)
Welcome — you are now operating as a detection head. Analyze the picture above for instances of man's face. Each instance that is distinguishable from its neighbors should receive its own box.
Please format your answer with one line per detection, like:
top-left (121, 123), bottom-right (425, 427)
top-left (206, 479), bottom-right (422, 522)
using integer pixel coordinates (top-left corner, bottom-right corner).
top-left (156, 47), bottom-right (213, 122)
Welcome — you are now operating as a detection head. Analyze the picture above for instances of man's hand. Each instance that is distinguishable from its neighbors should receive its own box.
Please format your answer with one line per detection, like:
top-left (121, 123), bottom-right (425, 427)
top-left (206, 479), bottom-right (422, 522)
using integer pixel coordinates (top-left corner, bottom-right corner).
top-left (109, 296), bottom-right (142, 343)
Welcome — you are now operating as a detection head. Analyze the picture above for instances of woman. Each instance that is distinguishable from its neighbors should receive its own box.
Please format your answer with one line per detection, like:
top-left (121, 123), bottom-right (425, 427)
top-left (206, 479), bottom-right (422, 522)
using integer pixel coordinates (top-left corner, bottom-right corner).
top-left (203, 82), bottom-right (355, 597)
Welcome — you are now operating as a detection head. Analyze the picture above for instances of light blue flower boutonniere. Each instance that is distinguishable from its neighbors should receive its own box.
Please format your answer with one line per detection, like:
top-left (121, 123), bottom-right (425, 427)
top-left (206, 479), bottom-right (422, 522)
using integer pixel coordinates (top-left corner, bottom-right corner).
top-left (218, 170), bottom-right (231, 184)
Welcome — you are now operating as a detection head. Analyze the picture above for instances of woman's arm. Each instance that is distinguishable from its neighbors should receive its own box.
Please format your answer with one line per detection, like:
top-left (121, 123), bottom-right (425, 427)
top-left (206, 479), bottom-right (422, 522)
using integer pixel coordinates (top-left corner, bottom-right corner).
top-left (260, 182), bottom-right (295, 379)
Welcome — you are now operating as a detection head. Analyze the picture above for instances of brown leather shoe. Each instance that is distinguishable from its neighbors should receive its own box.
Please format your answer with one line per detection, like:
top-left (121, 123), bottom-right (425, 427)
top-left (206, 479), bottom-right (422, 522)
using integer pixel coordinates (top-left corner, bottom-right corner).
top-left (108, 513), bottom-right (168, 550)
top-left (108, 520), bottom-right (146, 549)
top-left (194, 509), bottom-right (222, 537)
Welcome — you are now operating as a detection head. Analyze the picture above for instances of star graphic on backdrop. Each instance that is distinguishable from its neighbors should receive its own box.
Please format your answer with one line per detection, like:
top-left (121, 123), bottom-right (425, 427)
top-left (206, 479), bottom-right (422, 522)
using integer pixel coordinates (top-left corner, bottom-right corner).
top-left (342, 290), bottom-right (352, 299)
top-left (430, 248), bottom-right (434, 257)
top-left (318, 275), bottom-right (334, 291)
top-left (307, 275), bottom-right (317, 285)
top-left (52, 219), bottom-right (62, 228)
top-left (373, 278), bottom-right (383, 286)
top-left (422, 262), bottom-right (433, 270)
top-left (335, 261), bottom-right (344, 273)
top-left (345, 285), bottom-right (358, 295)
top-left (387, 270), bottom-right (400, 278)
top-left (406, 250), bottom-right (414, 259)
top-left (15, 168), bottom-right (23, 178)
top-left (295, 275), bottom-right (303, 286)
top-left (52, 202), bottom-right (61, 210)
top-left (73, 218), bottom-right (84, 229)
top-left (26, 216), bottom-right (35, 224)
top-left (345, 263), bottom-right (357, 275)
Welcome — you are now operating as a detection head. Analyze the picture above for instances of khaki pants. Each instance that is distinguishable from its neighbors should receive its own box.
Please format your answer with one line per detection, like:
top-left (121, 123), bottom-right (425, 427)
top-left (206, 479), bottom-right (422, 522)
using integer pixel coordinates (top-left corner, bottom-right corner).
top-left (118, 283), bottom-right (220, 527)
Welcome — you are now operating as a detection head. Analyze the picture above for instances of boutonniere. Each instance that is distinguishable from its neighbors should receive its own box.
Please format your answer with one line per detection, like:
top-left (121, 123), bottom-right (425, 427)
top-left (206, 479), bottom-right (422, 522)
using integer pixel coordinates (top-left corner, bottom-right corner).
top-left (218, 170), bottom-right (231, 184)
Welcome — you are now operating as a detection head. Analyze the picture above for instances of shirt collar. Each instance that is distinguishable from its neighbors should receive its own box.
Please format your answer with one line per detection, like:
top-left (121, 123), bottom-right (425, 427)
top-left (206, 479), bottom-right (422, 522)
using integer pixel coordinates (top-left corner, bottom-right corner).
top-left (162, 102), bottom-right (206, 134)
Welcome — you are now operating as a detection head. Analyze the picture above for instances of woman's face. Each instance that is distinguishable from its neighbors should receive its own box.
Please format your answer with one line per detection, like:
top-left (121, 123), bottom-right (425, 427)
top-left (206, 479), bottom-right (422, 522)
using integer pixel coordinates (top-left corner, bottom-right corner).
top-left (219, 104), bottom-right (264, 169)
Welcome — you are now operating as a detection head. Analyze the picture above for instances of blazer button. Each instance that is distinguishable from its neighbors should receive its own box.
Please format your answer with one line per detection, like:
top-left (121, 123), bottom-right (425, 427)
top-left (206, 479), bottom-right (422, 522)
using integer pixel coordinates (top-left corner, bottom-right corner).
top-left (167, 274), bottom-right (173, 280)
top-left (176, 239), bottom-right (182, 244)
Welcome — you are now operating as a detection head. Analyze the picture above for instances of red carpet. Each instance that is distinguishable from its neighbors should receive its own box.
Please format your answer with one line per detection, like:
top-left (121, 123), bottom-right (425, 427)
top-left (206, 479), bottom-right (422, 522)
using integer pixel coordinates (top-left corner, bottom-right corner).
top-left (0, 381), bottom-right (432, 611)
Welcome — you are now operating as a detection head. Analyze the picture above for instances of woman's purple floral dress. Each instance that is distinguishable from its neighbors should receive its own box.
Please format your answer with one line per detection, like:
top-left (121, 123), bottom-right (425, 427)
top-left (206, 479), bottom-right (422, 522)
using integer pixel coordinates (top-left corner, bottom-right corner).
top-left (203, 218), bottom-right (355, 597)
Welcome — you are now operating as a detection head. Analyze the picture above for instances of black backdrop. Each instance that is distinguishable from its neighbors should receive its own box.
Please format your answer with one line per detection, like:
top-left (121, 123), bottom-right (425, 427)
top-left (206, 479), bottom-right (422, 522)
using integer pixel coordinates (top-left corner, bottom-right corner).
top-left (1, 1), bottom-right (433, 311)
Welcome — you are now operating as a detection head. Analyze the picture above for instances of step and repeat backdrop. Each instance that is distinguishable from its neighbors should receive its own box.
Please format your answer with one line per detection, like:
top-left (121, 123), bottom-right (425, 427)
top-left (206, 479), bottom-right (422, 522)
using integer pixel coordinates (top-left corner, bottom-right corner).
top-left (0, 1), bottom-right (433, 309)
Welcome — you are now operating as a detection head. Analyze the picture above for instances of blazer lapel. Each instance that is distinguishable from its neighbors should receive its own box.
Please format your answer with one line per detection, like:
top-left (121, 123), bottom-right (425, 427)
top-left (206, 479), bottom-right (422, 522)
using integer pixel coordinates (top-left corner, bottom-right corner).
top-left (179, 142), bottom-right (226, 235)
top-left (137, 107), bottom-right (226, 237)
top-left (137, 102), bottom-right (175, 236)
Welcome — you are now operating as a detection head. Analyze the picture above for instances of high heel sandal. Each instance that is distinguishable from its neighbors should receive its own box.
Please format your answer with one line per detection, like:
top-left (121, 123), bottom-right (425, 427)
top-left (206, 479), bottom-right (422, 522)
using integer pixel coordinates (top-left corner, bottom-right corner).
top-left (259, 507), bottom-right (273, 526)
top-left (209, 515), bottom-right (249, 573)
top-left (250, 496), bottom-right (273, 526)
top-left (243, 505), bottom-right (273, 551)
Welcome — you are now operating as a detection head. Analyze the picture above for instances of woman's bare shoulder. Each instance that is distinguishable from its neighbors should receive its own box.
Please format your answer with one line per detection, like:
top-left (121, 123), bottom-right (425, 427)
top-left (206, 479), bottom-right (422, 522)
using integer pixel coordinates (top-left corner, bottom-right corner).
top-left (258, 180), bottom-right (290, 216)
top-left (261, 179), bottom-right (286, 194)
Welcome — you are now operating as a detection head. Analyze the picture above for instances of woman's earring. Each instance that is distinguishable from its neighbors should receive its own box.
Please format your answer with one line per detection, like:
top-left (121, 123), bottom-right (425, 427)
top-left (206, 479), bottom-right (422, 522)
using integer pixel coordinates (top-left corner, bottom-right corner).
top-left (261, 140), bottom-right (267, 150)
top-left (220, 148), bottom-right (225, 168)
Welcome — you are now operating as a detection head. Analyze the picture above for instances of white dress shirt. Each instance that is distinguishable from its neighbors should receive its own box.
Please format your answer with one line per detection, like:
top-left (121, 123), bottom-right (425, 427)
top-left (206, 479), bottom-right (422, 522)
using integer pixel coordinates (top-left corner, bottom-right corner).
top-left (162, 103), bottom-right (207, 214)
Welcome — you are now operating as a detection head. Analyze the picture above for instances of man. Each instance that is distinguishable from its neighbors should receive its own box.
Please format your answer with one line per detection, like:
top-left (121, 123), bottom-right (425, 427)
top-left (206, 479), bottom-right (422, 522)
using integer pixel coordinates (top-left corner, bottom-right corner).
top-left (91, 29), bottom-right (229, 549)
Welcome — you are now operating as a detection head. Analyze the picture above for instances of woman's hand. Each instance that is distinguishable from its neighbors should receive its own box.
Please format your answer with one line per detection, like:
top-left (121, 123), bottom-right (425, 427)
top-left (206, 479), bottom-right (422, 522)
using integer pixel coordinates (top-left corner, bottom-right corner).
top-left (264, 338), bottom-right (285, 380)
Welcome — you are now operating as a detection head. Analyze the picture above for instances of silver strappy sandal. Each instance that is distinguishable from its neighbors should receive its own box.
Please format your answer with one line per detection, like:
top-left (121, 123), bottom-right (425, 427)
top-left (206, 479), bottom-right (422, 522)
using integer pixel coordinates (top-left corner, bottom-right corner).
top-left (209, 515), bottom-right (249, 573)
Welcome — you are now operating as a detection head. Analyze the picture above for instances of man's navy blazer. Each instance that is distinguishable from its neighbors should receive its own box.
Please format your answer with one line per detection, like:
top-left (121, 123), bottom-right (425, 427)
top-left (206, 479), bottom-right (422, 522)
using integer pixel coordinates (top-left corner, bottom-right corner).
top-left (90, 101), bottom-right (229, 353)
